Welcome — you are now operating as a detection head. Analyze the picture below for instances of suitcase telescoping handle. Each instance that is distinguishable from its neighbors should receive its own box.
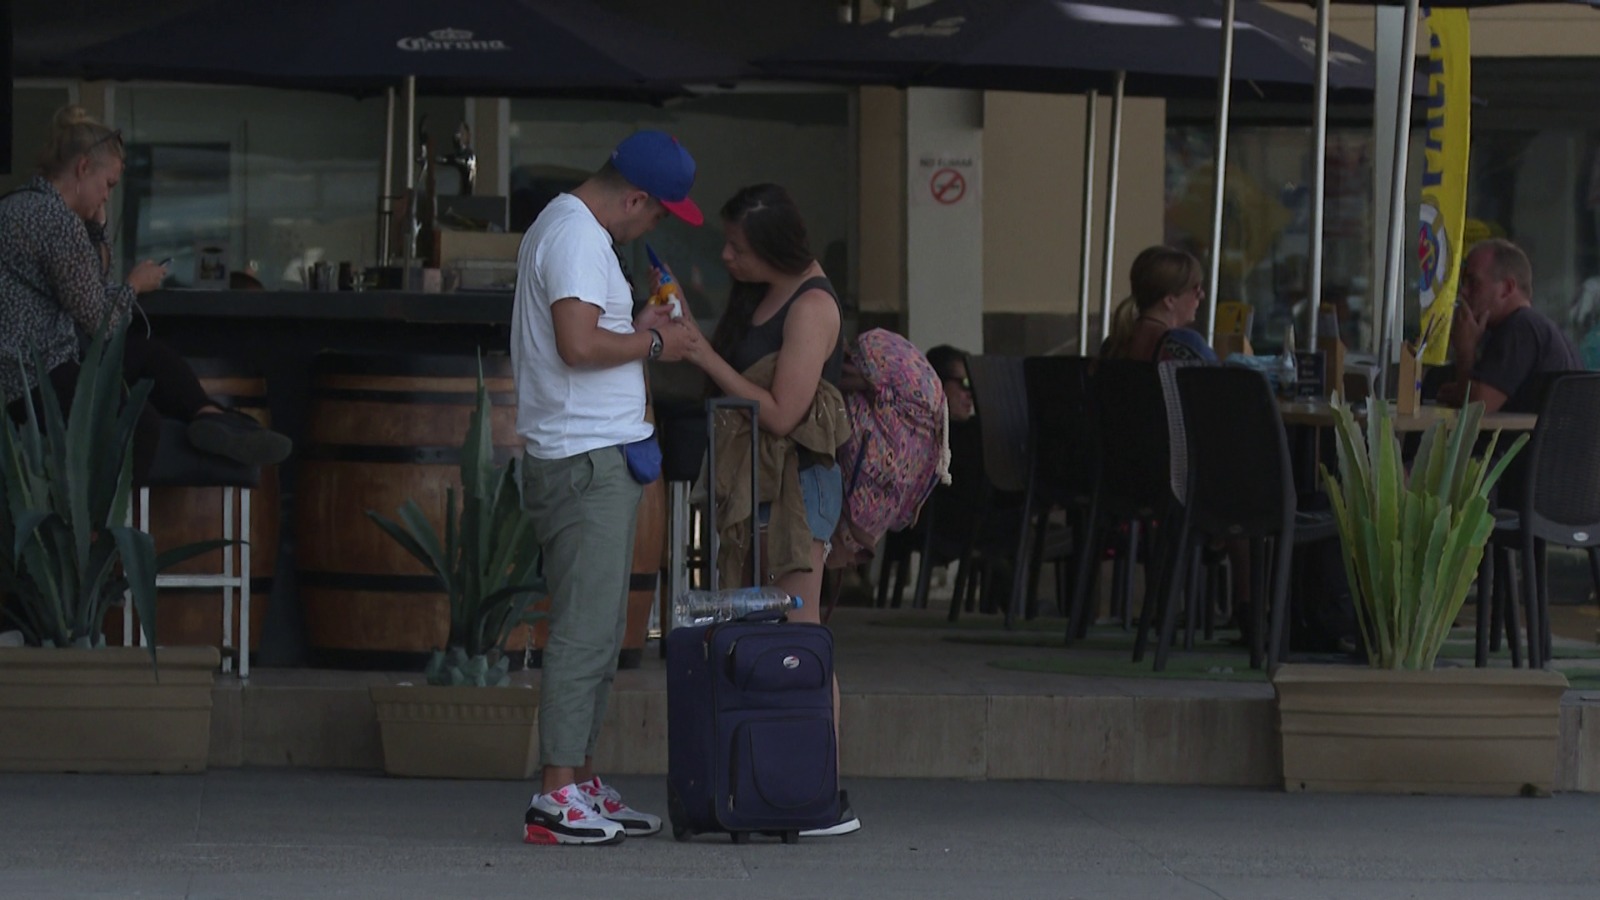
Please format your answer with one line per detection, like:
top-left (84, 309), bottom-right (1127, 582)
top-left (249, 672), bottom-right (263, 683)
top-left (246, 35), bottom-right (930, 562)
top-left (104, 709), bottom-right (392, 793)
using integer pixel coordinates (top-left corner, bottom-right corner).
top-left (704, 397), bottom-right (760, 592)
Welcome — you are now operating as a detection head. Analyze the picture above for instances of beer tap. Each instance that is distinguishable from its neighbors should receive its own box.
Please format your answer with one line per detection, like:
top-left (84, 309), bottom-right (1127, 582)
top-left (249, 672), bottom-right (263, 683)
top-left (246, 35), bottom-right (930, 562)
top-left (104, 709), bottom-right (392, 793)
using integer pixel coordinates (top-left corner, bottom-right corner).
top-left (438, 121), bottom-right (476, 196)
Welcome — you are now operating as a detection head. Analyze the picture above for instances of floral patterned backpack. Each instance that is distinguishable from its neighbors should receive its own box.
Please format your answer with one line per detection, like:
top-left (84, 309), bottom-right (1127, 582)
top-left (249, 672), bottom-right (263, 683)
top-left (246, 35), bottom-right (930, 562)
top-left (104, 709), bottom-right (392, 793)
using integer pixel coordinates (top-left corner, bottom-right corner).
top-left (831, 329), bottom-right (951, 566)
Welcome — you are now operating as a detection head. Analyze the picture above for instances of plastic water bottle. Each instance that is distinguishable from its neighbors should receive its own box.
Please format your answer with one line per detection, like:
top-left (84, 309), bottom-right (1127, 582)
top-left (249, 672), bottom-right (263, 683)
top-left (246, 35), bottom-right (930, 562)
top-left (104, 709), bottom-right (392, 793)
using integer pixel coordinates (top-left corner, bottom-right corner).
top-left (671, 587), bottom-right (802, 629)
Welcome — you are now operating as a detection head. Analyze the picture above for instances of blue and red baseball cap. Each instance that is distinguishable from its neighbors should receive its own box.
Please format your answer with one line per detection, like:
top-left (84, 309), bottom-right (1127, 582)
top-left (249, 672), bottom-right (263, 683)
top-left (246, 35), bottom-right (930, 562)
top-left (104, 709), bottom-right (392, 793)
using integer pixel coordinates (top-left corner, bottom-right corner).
top-left (610, 130), bottom-right (703, 227)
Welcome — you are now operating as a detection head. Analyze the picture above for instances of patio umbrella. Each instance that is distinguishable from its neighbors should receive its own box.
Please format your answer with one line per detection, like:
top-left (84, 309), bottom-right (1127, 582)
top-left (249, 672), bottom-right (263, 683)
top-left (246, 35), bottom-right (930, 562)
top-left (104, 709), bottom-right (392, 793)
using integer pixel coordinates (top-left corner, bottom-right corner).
top-left (759, 0), bottom-right (1377, 97)
top-left (758, 0), bottom-right (1380, 354)
top-left (40, 0), bottom-right (743, 100)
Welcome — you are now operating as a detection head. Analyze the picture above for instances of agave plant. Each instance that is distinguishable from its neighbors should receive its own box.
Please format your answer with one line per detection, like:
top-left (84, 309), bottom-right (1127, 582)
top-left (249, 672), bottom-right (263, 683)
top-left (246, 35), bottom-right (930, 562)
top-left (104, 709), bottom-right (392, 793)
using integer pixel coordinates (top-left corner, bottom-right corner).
top-left (366, 355), bottom-right (545, 687)
top-left (1320, 400), bottom-right (1527, 670)
top-left (0, 323), bottom-right (223, 662)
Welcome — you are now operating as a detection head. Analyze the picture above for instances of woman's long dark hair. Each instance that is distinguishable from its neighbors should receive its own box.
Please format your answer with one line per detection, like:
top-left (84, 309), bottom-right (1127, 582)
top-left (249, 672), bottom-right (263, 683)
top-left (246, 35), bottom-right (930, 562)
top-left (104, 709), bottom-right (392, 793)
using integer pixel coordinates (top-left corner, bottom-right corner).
top-left (709, 184), bottom-right (816, 360)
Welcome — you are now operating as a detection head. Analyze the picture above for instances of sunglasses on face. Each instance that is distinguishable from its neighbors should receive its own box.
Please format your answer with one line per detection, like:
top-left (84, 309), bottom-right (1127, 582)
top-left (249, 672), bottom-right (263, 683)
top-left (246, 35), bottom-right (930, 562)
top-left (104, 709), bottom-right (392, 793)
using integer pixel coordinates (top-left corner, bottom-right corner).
top-left (946, 375), bottom-right (971, 390)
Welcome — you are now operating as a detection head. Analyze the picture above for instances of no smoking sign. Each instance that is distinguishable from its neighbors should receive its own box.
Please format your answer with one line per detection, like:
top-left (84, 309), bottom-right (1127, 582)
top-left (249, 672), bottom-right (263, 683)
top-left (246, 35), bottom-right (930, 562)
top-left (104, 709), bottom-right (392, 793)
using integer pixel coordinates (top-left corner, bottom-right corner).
top-left (930, 167), bottom-right (967, 205)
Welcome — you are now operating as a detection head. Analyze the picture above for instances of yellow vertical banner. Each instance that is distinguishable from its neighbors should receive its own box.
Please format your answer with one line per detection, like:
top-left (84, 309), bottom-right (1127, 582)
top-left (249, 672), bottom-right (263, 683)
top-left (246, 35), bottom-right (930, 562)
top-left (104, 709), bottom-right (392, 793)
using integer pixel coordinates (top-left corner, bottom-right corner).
top-left (1416, 8), bottom-right (1471, 366)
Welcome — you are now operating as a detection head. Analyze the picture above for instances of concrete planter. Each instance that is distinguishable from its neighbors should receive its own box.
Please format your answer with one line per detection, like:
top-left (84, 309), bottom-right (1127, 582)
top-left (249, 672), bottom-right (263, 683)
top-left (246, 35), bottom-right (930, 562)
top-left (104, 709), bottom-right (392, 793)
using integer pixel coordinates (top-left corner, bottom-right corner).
top-left (1273, 664), bottom-right (1569, 796)
top-left (370, 684), bottom-right (540, 779)
top-left (0, 646), bottom-right (220, 774)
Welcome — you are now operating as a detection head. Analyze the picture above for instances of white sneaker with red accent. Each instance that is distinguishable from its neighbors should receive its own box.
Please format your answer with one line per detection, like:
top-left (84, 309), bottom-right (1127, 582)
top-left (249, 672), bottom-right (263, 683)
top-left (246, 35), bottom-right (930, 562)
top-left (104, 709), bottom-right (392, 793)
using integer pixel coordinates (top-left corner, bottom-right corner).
top-left (524, 784), bottom-right (626, 845)
top-left (576, 776), bottom-right (662, 837)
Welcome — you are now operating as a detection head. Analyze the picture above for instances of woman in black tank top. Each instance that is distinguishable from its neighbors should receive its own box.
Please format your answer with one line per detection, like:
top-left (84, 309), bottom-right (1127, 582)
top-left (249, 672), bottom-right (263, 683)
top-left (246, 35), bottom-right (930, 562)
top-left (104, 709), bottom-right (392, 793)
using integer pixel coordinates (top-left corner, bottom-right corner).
top-left (679, 183), bottom-right (846, 557)
top-left (674, 184), bottom-right (860, 836)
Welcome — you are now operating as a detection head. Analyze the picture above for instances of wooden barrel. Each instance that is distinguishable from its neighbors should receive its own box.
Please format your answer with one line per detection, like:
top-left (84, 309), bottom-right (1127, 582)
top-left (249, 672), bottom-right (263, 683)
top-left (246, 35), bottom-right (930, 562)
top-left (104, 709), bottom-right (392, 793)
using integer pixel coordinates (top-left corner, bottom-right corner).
top-left (295, 352), bottom-right (518, 666)
top-left (105, 360), bottom-right (279, 653)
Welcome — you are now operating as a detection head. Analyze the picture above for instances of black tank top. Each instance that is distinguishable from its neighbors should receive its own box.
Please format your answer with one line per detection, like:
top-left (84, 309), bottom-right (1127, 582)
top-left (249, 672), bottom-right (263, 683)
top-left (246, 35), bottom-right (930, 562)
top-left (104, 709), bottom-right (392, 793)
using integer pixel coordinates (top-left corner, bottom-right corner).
top-left (726, 275), bottom-right (844, 386)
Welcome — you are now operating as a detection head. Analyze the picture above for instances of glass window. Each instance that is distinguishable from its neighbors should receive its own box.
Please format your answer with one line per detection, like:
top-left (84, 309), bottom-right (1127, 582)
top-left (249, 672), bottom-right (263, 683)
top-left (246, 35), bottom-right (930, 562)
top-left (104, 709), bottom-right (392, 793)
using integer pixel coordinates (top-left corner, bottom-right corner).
top-left (1467, 59), bottom-right (1600, 369)
top-left (2, 84), bottom-right (75, 194)
top-left (507, 90), bottom-right (855, 327)
top-left (112, 85), bottom-right (395, 289)
top-left (1167, 59), bottom-right (1600, 371)
top-left (1164, 123), bottom-right (1380, 353)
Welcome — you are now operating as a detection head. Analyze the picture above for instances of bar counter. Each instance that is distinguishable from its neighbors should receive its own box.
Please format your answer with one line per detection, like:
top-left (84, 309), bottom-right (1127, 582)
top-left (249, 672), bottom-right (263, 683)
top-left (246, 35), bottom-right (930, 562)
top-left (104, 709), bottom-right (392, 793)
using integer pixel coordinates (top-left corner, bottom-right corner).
top-left (140, 289), bottom-right (516, 667)
top-left (140, 288), bottom-right (513, 324)
top-left (141, 288), bottom-right (515, 427)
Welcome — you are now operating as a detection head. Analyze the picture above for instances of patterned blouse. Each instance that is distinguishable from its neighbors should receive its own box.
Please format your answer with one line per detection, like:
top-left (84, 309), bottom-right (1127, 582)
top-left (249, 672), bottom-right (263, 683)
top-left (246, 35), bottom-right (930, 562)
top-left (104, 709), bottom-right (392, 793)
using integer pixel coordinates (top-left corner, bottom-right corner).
top-left (0, 176), bottom-right (134, 405)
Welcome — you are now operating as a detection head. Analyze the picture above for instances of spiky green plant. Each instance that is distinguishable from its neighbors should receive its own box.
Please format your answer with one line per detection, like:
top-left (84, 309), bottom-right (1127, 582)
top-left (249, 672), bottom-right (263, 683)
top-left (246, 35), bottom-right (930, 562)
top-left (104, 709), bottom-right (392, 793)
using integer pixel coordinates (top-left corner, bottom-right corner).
top-left (424, 646), bottom-right (512, 688)
top-left (0, 323), bottom-right (225, 662)
top-left (1320, 400), bottom-right (1527, 669)
top-left (366, 355), bottom-right (545, 685)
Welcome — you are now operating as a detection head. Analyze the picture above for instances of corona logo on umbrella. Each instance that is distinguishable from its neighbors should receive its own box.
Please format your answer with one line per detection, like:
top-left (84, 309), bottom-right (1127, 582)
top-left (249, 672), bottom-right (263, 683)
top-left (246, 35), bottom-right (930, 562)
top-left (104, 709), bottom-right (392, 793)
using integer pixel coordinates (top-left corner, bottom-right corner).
top-left (397, 28), bottom-right (510, 53)
top-left (890, 17), bottom-right (966, 39)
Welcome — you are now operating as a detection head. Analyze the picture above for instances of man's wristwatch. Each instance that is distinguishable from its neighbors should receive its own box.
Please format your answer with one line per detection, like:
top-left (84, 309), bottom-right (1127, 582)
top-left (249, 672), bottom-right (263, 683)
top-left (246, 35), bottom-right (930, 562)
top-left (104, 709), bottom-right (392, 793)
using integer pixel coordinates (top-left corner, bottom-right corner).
top-left (646, 328), bottom-right (664, 361)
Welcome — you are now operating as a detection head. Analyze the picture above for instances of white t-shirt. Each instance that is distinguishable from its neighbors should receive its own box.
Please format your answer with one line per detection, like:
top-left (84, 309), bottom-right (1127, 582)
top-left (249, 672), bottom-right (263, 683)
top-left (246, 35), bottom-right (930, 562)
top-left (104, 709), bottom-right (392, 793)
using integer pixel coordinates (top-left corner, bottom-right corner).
top-left (512, 193), bottom-right (652, 460)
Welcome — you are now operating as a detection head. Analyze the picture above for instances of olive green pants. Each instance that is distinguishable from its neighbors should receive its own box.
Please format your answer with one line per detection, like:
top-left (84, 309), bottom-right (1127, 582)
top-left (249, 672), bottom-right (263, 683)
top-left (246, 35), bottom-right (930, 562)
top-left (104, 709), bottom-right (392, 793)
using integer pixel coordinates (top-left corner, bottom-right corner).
top-left (520, 447), bottom-right (641, 769)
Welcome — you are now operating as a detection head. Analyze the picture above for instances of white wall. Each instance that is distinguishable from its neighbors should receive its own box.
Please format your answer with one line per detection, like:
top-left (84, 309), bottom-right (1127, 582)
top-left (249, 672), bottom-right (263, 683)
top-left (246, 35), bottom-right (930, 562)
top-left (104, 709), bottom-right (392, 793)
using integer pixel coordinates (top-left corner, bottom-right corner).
top-left (904, 88), bottom-right (984, 353)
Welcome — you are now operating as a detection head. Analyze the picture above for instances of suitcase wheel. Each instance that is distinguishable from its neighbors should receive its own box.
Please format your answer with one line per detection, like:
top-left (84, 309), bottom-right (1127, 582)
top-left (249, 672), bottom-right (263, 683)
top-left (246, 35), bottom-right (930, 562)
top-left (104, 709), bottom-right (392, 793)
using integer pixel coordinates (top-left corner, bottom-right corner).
top-left (780, 830), bottom-right (799, 845)
top-left (730, 831), bottom-right (748, 845)
top-left (667, 783), bottom-right (691, 842)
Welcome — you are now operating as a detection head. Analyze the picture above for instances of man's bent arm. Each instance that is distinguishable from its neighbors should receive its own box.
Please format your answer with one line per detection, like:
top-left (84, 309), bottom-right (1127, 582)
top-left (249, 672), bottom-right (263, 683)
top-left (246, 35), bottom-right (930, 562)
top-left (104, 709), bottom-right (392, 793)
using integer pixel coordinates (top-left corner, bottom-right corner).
top-left (550, 298), bottom-right (651, 368)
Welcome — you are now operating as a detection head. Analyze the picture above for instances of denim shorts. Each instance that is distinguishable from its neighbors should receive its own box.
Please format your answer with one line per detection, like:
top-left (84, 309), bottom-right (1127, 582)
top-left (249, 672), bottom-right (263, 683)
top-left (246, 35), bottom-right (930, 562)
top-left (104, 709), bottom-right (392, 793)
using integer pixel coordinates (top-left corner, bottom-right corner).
top-left (758, 463), bottom-right (844, 541)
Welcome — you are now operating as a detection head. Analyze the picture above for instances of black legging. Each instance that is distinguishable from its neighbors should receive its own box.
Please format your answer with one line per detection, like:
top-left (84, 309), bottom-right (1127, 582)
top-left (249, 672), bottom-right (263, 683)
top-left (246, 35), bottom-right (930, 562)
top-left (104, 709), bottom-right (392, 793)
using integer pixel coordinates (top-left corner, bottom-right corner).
top-left (5, 329), bottom-right (213, 486)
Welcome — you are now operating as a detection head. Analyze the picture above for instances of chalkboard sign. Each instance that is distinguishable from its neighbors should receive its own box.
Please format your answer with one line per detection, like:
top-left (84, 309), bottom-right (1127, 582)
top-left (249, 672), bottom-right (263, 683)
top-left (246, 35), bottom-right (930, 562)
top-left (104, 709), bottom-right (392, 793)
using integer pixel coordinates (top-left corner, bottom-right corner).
top-left (1294, 350), bottom-right (1326, 399)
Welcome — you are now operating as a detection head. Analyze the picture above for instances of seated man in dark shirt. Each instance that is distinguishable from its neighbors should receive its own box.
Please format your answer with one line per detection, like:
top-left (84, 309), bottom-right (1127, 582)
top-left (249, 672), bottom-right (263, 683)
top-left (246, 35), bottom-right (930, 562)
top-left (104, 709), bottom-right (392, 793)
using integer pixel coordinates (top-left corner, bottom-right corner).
top-left (1438, 238), bottom-right (1582, 413)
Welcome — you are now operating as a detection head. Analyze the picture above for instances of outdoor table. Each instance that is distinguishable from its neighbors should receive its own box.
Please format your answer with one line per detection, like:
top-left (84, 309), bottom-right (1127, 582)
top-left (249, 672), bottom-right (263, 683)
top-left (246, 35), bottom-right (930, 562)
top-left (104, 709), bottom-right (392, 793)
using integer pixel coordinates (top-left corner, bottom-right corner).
top-left (1277, 400), bottom-right (1538, 434)
top-left (1276, 400), bottom-right (1537, 493)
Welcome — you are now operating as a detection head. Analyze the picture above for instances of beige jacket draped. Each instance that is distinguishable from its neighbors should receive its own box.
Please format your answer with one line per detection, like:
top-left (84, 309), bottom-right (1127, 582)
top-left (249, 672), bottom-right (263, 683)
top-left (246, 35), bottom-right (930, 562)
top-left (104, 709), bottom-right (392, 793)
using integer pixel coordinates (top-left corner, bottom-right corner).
top-left (712, 352), bottom-right (851, 588)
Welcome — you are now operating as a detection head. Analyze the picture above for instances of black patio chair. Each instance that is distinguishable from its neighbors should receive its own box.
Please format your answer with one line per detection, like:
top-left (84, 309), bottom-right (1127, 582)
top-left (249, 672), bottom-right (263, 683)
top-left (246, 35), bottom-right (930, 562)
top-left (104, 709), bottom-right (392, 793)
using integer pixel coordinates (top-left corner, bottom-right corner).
top-left (1150, 365), bottom-right (1338, 670)
top-left (965, 354), bottom-right (1033, 627)
top-left (1021, 355), bottom-right (1098, 623)
top-left (1481, 372), bottom-right (1600, 669)
top-left (1066, 359), bottom-right (1172, 645)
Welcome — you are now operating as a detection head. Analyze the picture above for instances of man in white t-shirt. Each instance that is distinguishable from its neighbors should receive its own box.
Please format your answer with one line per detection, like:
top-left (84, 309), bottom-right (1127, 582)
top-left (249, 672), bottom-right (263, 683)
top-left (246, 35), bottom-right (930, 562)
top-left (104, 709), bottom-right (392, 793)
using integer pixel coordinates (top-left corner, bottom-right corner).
top-left (515, 131), bottom-right (700, 846)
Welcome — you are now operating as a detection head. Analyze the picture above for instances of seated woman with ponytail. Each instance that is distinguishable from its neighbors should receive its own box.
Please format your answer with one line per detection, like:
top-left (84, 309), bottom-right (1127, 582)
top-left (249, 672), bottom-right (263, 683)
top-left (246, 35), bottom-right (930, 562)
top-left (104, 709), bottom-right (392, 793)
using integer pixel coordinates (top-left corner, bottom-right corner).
top-left (0, 106), bottom-right (291, 485)
top-left (1102, 246), bottom-right (1217, 364)
top-left (1099, 245), bottom-right (1264, 642)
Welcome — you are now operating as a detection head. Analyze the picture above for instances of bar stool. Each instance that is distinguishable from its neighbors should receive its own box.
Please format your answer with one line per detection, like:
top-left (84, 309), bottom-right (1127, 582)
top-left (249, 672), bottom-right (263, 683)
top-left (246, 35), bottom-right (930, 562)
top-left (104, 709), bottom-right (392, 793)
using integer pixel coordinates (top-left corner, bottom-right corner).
top-left (123, 417), bottom-right (261, 678)
top-left (656, 396), bottom-right (710, 652)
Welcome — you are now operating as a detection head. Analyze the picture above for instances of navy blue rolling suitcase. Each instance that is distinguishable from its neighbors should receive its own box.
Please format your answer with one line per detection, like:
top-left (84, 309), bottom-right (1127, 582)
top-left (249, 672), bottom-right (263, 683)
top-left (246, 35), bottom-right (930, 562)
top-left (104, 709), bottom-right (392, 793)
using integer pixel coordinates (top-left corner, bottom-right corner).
top-left (665, 398), bottom-right (840, 843)
top-left (665, 617), bottom-right (838, 842)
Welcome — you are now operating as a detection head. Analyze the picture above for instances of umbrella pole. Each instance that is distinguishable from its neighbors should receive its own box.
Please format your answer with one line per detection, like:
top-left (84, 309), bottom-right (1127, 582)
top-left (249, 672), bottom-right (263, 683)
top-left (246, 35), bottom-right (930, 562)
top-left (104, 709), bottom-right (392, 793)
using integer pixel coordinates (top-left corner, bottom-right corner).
top-left (1308, 0), bottom-right (1331, 345)
top-left (379, 87), bottom-right (395, 267)
top-left (1098, 71), bottom-right (1126, 349)
top-left (1202, 0), bottom-right (1238, 344)
top-left (1076, 88), bottom-right (1098, 356)
top-left (1376, 0), bottom-right (1421, 396)
top-left (403, 75), bottom-right (417, 282)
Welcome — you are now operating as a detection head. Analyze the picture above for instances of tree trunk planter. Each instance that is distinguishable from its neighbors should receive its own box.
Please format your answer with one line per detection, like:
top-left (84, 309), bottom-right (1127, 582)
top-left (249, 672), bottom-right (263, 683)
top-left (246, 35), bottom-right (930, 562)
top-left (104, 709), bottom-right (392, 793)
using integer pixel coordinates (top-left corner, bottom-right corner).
top-left (370, 684), bottom-right (540, 779)
top-left (1273, 664), bottom-right (1569, 796)
top-left (0, 646), bottom-right (220, 774)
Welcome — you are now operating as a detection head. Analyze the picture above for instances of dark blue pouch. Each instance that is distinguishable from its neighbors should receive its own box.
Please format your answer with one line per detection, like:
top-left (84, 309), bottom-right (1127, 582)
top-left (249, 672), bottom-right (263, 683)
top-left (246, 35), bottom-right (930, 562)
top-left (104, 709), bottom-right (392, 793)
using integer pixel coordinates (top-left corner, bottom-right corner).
top-left (622, 436), bottom-right (662, 484)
